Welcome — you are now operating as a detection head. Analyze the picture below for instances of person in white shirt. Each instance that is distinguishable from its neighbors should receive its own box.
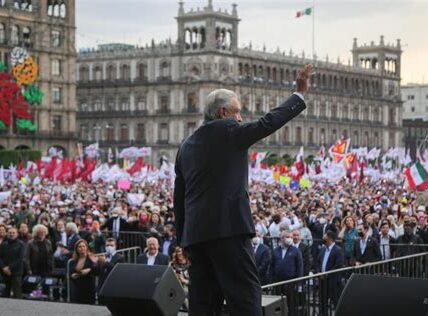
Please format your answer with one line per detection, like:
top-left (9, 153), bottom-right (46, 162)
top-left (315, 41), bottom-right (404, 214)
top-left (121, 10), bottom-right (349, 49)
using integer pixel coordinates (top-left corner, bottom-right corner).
top-left (136, 237), bottom-right (169, 266)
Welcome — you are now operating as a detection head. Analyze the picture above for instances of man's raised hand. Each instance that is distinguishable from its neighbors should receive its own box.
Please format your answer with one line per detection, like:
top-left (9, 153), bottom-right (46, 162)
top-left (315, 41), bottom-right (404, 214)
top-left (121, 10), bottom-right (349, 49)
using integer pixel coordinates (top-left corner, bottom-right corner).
top-left (296, 64), bottom-right (315, 95)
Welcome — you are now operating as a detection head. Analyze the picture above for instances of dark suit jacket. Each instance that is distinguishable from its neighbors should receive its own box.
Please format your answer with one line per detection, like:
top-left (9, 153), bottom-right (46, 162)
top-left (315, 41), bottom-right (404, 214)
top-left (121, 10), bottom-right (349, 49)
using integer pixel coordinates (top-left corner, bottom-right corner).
top-left (254, 243), bottom-right (271, 284)
top-left (270, 245), bottom-right (304, 282)
top-left (96, 253), bottom-right (125, 289)
top-left (100, 217), bottom-right (131, 233)
top-left (316, 244), bottom-right (344, 273)
top-left (136, 252), bottom-right (169, 266)
top-left (0, 238), bottom-right (26, 276)
top-left (160, 236), bottom-right (178, 258)
top-left (297, 242), bottom-right (312, 275)
top-left (353, 236), bottom-right (382, 263)
top-left (174, 94), bottom-right (306, 247)
top-left (66, 233), bottom-right (80, 254)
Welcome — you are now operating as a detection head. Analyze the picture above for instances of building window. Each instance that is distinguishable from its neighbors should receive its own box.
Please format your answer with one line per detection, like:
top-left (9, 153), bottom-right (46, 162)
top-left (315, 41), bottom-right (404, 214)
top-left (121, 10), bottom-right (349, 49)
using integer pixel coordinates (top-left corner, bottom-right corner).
top-left (411, 107), bottom-right (415, 113)
top-left (120, 124), bottom-right (128, 142)
top-left (331, 104), bottom-right (337, 118)
top-left (186, 122), bottom-right (196, 136)
top-left (159, 123), bottom-right (168, 142)
top-left (295, 126), bottom-right (302, 144)
top-left (0, 24), bottom-right (5, 44)
top-left (22, 27), bottom-right (31, 47)
top-left (121, 97), bottom-right (130, 111)
top-left (107, 65), bottom-right (116, 80)
top-left (52, 115), bottom-right (62, 133)
top-left (160, 96), bottom-right (169, 113)
top-left (407, 95), bottom-right (415, 100)
top-left (51, 30), bottom-right (61, 47)
top-left (106, 98), bottom-right (115, 111)
top-left (10, 25), bottom-right (19, 45)
top-left (136, 123), bottom-right (145, 142)
top-left (52, 87), bottom-right (62, 103)
top-left (120, 64), bottom-right (130, 80)
top-left (48, 0), bottom-right (66, 18)
top-left (138, 63), bottom-right (147, 80)
top-left (308, 127), bottom-right (314, 144)
top-left (51, 59), bottom-right (61, 76)
top-left (353, 131), bottom-right (359, 146)
top-left (283, 126), bottom-right (290, 144)
top-left (93, 66), bottom-right (102, 81)
top-left (79, 66), bottom-right (89, 81)
top-left (136, 97), bottom-right (147, 111)
top-left (106, 125), bottom-right (115, 141)
top-left (187, 92), bottom-right (197, 112)
top-left (81, 125), bottom-right (88, 139)
top-left (160, 61), bottom-right (170, 78)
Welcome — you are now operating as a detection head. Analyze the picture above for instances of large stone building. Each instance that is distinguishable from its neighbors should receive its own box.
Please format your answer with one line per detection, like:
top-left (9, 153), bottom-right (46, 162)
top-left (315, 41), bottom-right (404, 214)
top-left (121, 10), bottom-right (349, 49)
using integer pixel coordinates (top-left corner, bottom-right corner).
top-left (0, 0), bottom-right (77, 156)
top-left (76, 1), bottom-right (403, 164)
top-left (401, 84), bottom-right (428, 158)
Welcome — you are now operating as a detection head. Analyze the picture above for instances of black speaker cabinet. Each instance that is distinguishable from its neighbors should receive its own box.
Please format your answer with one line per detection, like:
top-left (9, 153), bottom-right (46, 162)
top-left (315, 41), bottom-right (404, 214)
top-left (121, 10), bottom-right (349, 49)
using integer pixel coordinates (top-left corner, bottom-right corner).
top-left (99, 263), bottom-right (185, 316)
top-left (336, 274), bottom-right (428, 316)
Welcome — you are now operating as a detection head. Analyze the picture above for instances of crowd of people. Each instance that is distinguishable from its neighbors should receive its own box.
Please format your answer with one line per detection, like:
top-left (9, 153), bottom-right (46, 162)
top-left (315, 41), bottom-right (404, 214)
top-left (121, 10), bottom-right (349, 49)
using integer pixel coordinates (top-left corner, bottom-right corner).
top-left (0, 174), bottom-right (427, 306)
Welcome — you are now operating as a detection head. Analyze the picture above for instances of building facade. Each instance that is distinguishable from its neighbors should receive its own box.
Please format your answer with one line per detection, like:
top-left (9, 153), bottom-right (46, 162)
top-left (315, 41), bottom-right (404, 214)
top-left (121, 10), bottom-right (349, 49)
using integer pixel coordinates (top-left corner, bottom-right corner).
top-left (76, 1), bottom-right (403, 164)
top-left (402, 84), bottom-right (428, 120)
top-left (0, 0), bottom-right (77, 156)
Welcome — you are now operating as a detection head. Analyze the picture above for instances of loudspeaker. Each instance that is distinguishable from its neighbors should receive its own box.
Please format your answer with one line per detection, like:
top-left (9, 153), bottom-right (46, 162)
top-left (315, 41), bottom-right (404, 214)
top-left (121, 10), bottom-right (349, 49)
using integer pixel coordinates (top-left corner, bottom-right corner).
top-left (336, 274), bottom-right (428, 316)
top-left (99, 263), bottom-right (185, 316)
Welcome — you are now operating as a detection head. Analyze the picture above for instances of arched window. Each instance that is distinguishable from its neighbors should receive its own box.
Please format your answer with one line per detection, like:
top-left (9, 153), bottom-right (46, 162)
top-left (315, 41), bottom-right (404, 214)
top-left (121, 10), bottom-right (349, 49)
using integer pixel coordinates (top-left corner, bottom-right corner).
top-left (53, 2), bottom-right (60, 16)
top-left (283, 126), bottom-right (290, 144)
top-left (93, 65), bottom-right (102, 81)
top-left (120, 64), bottom-right (130, 81)
top-left (22, 26), bottom-right (31, 47)
top-left (120, 124), bottom-right (129, 142)
top-left (353, 131), bottom-right (359, 146)
top-left (296, 126), bottom-right (302, 144)
top-left (10, 25), bottom-right (19, 45)
top-left (79, 66), bottom-right (89, 82)
top-left (187, 92), bottom-right (198, 112)
top-left (0, 24), bottom-right (5, 44)
top-left (160, 61), bottom-right (170, 78)
top-left (59, 2), bottom-right (66, 18)
top-left (138, 63), bottom-right (147, 80)
top-left (308, 127), bottom-right (314, 145)
top-left (107, 64), bottom-right (116, 81)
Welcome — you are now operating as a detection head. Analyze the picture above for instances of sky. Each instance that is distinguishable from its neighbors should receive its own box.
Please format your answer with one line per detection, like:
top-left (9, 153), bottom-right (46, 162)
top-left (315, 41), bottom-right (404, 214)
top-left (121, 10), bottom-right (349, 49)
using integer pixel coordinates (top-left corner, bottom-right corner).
top-left (76, 0), bottom-right (428, 85)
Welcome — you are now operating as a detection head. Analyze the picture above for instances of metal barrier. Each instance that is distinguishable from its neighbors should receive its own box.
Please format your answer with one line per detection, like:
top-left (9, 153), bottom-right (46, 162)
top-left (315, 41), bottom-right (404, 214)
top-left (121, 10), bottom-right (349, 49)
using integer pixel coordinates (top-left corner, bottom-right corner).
top-left (262, 252), bottom-right (428, 316)
top-left (66, 246), bottom-right (141, 303)
top-left (102, 230), bottom-right (151, 250)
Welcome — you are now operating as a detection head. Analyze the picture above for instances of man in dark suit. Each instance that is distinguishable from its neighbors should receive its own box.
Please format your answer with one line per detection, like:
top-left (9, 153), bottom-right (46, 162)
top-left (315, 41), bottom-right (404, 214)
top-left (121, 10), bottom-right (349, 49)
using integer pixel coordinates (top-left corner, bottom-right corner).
top-left (100, 207), bottom-right (131, 240)
top-left (292, 229), bottom-right (312, 275)
top-left (160, 224), bottom-right (178, 259)
top-left (378, 221), bottom-right (396, 260)
top-left (0, 227), bottom-right (26, 298)
top-left (137, 237), bottom-right (169, 266)
top-left (316, 231), bottom-right (344, 316)
top-left (353, 223), bottom-right (381, 264)
top-left (252, 235), bottom-right (271, 285)
top-left (96, 238), bottom-right (125, 290)
top-left (174, 65), bottom-right (313, 316)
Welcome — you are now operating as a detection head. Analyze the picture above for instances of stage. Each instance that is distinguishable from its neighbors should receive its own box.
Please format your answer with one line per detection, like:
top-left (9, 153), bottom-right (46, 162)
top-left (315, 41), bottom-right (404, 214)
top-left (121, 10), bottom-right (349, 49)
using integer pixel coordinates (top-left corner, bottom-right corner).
top-left (0, 298), bottom-right (189, 316)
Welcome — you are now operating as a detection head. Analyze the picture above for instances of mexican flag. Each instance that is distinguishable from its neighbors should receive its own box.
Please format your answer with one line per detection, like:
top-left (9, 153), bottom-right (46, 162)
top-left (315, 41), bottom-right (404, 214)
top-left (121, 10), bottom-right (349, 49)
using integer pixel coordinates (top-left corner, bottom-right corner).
top-left (405, 161), bottom-right (428, 190)
top-left (296, 7), bottom-right (312, 18)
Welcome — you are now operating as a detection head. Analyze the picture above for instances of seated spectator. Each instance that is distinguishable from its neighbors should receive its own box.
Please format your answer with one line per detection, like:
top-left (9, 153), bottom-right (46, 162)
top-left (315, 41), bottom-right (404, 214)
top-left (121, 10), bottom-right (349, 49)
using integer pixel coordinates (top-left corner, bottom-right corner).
top-left (137, 237), bottom-right (169, 266)
top-left (69, 239), bottom-right (96, 304)
top-left (0, 227), bottom-right (25, 298)
top-left (26, 224), bottom-right (54, 277)
top-left (95, 238), bottom-right (124, 290)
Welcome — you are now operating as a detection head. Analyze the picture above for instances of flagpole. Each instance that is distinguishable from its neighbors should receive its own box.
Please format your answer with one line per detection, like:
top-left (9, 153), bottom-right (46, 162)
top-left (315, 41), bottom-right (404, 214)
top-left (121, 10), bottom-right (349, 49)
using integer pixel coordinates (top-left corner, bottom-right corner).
top-left (312, 0), bottom-right (315, 59)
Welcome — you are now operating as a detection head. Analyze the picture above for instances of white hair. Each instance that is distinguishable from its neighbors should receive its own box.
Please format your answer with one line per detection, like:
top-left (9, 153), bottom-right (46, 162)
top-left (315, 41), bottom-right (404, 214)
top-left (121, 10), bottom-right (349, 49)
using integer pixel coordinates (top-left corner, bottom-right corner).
top-left (66, 222), bottom-right (78, 234)
top-left (204, 89), bottom-right (238, 121)
top-left (32, 224), bottom-right (48, 238)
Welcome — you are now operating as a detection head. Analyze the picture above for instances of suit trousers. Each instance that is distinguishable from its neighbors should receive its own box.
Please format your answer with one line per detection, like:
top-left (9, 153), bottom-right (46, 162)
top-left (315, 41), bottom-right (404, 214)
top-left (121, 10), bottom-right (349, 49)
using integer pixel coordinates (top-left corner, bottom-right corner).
top-left (186, 235), bottom-right (262, 316)
top-left (3, 274), bottom-right (22, 298)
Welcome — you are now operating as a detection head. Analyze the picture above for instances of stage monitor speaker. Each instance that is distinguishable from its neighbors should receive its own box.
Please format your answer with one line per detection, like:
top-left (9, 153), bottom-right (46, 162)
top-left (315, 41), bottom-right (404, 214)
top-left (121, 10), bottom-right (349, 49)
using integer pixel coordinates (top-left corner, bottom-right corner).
top-left (261, 295), bottom-right (287, 316)
top-left (336, 274), bottom-right (428, 316)
top-left (99, 263), bottom-right (185, 316)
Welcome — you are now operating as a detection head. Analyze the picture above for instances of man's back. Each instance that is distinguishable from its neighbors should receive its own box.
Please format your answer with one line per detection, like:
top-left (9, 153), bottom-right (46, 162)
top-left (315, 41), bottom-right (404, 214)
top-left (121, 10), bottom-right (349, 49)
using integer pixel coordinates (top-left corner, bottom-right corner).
top-left (176, 119), bottom-right (253, 247)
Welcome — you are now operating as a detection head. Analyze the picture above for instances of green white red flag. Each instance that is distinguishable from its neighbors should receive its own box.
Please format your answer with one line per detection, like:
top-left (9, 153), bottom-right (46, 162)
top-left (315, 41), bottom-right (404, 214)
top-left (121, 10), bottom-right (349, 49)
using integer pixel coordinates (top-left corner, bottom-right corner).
top-left (296, 7), bottom-right (312, 18)
top-left (405, 161), bottom-right (428, 190)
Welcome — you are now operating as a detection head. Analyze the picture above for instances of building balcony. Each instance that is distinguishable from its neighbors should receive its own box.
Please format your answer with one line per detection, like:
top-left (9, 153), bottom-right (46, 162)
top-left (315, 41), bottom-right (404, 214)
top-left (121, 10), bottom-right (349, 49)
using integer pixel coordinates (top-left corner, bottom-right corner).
top-left (184, 107), bottom-right (199, 114)
top-left (157, 140), bottom-right (169, 145)
top-left (156, 108), bottom-right (171, 114)
top-left (157, 76), bottom-right (172, 82)
top-left (3, 130), bottom-right (77, 140)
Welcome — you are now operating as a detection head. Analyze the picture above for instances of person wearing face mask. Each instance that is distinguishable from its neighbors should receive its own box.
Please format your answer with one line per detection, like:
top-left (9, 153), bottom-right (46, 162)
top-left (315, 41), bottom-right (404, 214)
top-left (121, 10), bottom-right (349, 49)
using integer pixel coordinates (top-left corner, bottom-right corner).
top-left (252, 232), bottom-right (271, 285)
top-left (95, 238), bottom-right (124, 291)
top-left (395, 222), bottom-right (423, 257)
top-left (270, 230), bottom-right (303, 287)
top-left (352, 223), bottom-right (381, 265)
top-left (100, 207), bottom-right (131, 240)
